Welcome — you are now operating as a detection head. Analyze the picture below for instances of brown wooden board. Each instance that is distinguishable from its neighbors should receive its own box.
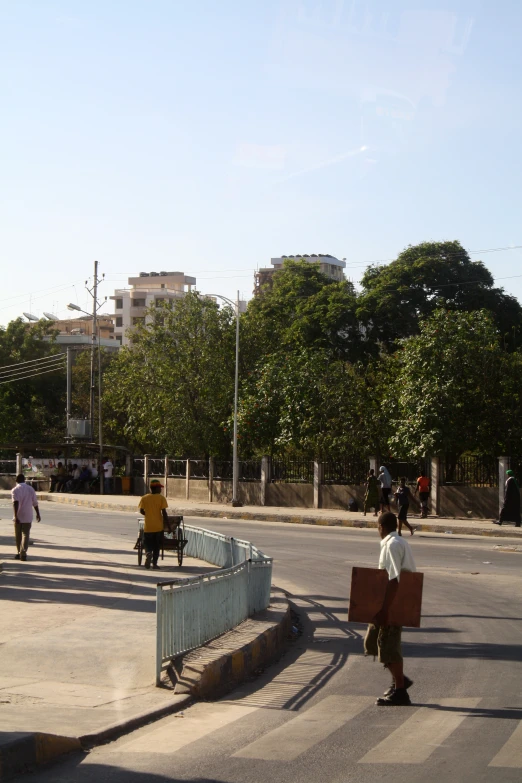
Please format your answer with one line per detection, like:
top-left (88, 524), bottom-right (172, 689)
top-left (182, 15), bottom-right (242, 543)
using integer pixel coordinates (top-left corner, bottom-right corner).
top-left (348, 567), bottom-right (423, 627)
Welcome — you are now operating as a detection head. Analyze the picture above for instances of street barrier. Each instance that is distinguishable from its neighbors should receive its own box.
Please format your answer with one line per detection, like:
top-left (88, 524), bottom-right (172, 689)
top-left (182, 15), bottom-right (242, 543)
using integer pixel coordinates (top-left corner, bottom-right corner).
top-left (155, 525), bottom-right (272, 685)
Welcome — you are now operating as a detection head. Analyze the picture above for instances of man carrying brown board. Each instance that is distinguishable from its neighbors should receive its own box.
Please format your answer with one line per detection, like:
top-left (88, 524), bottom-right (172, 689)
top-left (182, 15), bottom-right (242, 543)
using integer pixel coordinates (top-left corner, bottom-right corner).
top-left (364, 511), bottom-right (416, 705)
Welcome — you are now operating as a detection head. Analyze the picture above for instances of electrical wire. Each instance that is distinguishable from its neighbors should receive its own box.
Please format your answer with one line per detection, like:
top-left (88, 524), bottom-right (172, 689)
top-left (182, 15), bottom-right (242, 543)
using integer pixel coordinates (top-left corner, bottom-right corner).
top-left (0, 364), bottom-right (66, 385)
top-left (0, 358), bottom-right (65, 380)
top-left (0, 354), bottom-right (66, 373)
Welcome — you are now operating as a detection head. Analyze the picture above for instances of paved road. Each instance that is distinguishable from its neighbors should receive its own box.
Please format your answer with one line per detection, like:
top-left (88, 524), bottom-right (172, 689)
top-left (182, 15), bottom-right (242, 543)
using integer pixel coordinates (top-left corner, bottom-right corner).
top-left (4, 501), bottom-right (522, 783)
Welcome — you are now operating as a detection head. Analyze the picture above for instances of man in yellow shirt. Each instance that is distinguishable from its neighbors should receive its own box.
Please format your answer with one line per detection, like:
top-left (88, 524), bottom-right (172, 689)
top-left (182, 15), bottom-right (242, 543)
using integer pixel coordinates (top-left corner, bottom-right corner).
top-left (138, 479), bottom-right (169, 569)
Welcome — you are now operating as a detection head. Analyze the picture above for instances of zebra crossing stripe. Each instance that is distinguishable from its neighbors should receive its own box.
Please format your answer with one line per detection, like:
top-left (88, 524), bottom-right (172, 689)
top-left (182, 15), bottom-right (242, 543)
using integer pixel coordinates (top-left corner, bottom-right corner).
top-left (489, 721), bottom-right (522, 767)
top-left (233, 695), bottom-right (371, 761)
top-left (112, 703), bottom-right (258, 754)
top-left (358, 698), bottom-right (481, 764)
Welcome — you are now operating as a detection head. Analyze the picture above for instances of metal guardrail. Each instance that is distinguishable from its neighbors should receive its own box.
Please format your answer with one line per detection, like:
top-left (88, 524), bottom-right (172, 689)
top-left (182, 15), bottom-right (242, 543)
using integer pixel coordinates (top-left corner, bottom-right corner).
top-left (155, 524), bottom-right (272, 685)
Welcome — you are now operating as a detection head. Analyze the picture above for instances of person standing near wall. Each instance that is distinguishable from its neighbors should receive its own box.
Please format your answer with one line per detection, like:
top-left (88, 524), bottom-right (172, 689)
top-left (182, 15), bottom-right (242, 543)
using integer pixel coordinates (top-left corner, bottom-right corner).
top-left (12, 474), bottom-right (41, 561)
top-left (494, 469), bottom-right (521, 527)
top-left (364, 469), bottom-right (380, 516)
top-left (138, 478), bottom-right (169, 569)
top-left (415, 470), bottom-right (430, 519)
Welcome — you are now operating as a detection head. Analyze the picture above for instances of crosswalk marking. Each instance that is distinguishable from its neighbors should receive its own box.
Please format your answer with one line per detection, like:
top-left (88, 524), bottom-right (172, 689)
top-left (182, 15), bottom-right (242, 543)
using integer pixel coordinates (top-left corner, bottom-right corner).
top-left (358, 698), bottom-right (481, 764)
top-left (489, 721), bottom-right (522, 767)
top-left (233, 695), bottom-right (371, 761)
top-left (113, 703), bottom-right (257, 754)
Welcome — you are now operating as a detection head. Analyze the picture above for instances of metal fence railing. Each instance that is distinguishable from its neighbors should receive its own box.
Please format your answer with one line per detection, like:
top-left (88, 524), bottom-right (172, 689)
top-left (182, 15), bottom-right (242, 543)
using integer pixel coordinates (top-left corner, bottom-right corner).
top-left (168, 459), bottom-right (186, 478)
top-left (132, 458), bottom-right (145, 477)
top-left (0, 460), bottom-right (16, 475)
top-left (508, 457), bottom-right (522, 483)
top-left (384, 459), bottom-right (431, 485)
top-left (213, 460), bottom-right (233, 480)
top-left (155, 524), bottom-right (272, 684)
top-left (323, 458), bottom-right (369, 485)
top-left (149, 457), bottom-right (165, 477)
top-left (271, 459), bottom-right (314, 483)
top-left (190, 460), bottom-right (208, 479)
top-left (440, 455), bottom-right (498, 487)
top-left (239, 460), bottom-right (262, 481)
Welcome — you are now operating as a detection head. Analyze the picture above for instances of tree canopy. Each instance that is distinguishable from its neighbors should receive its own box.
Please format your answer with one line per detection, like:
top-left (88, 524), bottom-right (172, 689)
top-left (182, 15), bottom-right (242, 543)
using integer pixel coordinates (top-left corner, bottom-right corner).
top-left (357, 241), bottom-right (522, 348)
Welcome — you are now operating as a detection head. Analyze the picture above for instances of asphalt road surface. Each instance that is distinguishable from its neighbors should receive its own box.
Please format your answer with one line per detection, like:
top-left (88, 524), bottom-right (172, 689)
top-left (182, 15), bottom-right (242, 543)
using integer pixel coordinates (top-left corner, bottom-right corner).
top-left (3, 501), bottom-right (522, 783)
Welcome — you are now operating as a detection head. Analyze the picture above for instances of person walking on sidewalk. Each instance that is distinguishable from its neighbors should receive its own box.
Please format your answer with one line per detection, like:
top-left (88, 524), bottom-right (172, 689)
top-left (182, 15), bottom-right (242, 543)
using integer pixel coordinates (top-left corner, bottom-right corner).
top-left (138, 479), bottom-right (169, 569)
top-left (394, 477), bottom-right (415, 536)
top-left (363, 469), bottom-right (380, 516)
top-left (378, 465), bottom-right (392, 512)
top-left (12, 474), bottom-right (41, 561)
top-left (364, 511), bottom-right (416, 706)
top-left (415, 470), bottom-right (430, 518)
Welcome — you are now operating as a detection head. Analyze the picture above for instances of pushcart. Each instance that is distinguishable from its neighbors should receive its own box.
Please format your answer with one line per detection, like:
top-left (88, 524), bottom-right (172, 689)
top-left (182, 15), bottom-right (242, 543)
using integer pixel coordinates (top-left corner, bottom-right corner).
top-left (134, 514), bottom-right (187, 567)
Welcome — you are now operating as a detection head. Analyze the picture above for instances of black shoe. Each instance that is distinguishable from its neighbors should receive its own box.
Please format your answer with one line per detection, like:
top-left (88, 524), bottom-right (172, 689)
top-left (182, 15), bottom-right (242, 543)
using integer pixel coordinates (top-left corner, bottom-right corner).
top-left (493, 520), bottom-right (502, 526)
top-left (383, 676), bottom-right (413, 698)
top-left (20, 551), bottom-right (27, 561)
top-left (152, 564), bottom-right (160, 570)
top-left (376, 688), bottom-right (411, 706)
top-left (145, 553), bottom-right (152, 569)
top-left (14, 554), bottom-right (20, 560)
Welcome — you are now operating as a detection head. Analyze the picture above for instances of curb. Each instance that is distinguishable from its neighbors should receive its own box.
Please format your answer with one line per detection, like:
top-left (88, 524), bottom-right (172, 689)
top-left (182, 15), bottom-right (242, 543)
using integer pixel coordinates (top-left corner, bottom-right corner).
top-left (173, 590), bottom-right (291, 700)
top-left (30, 493), bottom-right (522, 538)
top-left (0, 732), bottom-right (81, 781)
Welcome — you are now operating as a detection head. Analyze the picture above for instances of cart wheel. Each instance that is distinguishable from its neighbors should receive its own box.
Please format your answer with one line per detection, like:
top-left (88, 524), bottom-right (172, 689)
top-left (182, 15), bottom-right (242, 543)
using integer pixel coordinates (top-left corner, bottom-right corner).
top-left (137, 543), bottom-right (143, 566)
top-left (177, 526), bottom-right (184, 566)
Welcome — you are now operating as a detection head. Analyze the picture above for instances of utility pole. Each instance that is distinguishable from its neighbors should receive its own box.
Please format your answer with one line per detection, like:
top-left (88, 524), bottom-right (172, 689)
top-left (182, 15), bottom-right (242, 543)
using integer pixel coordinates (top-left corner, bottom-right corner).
top-left (85, 261), bottom-right (105, 494)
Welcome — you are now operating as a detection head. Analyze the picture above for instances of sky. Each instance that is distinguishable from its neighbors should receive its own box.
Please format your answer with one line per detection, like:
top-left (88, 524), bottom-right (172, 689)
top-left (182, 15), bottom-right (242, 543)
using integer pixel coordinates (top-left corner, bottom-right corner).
top-left (1, 0), bottom-right (522, 325)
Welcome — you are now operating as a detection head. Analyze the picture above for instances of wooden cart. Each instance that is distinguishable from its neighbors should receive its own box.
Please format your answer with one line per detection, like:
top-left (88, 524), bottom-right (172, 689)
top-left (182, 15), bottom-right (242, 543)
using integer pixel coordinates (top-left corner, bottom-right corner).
top-left (134, 515), bottom-right (187, 567)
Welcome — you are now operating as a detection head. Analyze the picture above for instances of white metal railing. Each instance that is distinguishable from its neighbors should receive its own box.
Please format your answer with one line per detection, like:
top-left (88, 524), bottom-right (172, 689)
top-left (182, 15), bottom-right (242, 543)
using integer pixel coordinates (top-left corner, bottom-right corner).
top-left (155, 525), bottom-right (272, 685)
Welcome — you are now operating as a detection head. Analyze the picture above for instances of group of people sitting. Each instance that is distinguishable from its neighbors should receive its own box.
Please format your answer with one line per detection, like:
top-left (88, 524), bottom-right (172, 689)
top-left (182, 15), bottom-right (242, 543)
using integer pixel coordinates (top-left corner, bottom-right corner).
top-left (49, 462), bottom-right (99, 494)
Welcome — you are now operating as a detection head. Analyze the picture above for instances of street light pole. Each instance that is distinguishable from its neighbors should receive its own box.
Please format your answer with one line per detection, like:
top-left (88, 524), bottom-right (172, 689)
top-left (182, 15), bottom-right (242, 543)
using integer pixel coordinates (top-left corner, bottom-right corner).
top-left (206, 292), bottom-right (242, 507)
top-left (232, 290), bottom-right (240, 507)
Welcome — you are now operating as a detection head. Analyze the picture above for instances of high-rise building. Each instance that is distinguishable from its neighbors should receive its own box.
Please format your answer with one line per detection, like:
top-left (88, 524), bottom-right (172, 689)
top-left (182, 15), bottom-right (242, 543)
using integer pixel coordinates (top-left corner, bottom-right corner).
top-left (111, 271), bottom-right (196, 345)
top-left (254, 254), bottom-right (346, 294)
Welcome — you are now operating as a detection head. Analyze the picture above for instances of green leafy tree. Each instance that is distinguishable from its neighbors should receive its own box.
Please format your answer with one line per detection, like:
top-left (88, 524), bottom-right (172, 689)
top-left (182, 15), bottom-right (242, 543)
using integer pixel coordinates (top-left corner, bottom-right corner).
top-left (357, 241), bottom-right (522, 348)
top-left (0, 319), bottom-right (65, 443)
top-left (387, 309), bottom-right (520, 459)
top-left (243, 259), bottom-right (370, 363)
top-left (103, 293), bottom-right (236, 456)
top-left (236, 348), bottom-right (390, 458)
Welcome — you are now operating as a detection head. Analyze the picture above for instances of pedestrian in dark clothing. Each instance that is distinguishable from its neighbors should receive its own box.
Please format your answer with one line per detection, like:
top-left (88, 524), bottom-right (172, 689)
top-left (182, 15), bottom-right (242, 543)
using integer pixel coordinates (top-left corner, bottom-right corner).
top-left (394, 477), bottom-right (415, 536)
top-left (364, 469), bottom-right (380, 516)
top-left (494, 470), bottom-right (521, 526)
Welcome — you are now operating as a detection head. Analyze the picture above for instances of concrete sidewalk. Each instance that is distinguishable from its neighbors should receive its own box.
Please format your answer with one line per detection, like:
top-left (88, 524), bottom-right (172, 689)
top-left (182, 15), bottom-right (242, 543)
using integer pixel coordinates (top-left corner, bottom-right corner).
top-left (17, 490), bottom-right (522, 538)
top-left (0, 522), bottom-right (209, 743)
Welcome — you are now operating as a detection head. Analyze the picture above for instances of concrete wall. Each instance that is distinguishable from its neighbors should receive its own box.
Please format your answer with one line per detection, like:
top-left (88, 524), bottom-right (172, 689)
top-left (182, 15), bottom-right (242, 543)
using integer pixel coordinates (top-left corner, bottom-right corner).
top-left (439, 486), bottom-right (498, 519)
top-left (212, 481), bottom-right (263, 506)
top-left (321, 484), bottom-right (366, 510)
top-left (266, 483), bottom-right (313, 508)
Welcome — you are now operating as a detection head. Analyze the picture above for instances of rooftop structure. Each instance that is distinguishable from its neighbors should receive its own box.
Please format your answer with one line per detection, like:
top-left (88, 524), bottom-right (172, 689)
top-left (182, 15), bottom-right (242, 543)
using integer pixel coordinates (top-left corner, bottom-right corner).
top-left (254, 254), bottom-right (346, 294)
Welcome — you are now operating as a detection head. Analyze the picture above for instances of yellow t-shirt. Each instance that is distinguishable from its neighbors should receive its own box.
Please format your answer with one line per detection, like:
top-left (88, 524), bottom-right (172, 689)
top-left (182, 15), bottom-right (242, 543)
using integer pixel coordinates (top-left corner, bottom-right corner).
top-left (139, 493), bottom-right (168, 532)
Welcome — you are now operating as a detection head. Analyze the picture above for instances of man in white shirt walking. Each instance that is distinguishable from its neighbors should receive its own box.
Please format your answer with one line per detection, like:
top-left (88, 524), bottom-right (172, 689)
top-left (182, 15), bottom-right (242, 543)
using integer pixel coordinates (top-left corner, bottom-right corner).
top-left (12, 474), bottom-right (41, 561)
top-left (364, 511), bottom-right (416, 705)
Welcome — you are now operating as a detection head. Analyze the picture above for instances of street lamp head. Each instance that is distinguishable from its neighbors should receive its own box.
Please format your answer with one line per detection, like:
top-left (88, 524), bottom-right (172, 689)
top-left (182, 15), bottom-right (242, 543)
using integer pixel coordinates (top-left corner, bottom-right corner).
top-left (67, 303), bottom-right (82, 312)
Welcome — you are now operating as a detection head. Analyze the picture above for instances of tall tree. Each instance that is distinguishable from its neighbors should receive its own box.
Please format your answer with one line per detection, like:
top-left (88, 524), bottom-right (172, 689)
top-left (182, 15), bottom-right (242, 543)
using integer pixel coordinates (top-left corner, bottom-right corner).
top-left (103, 293), bottom-right (236, 456)
top-left (0, 319), bottom-right (65, 444)
top-left (357, 241), bottom-right (522, 348)
top-left (386, 309), bottom-right (521, 459)
top-left (243, 259), bottom-right (369, 364)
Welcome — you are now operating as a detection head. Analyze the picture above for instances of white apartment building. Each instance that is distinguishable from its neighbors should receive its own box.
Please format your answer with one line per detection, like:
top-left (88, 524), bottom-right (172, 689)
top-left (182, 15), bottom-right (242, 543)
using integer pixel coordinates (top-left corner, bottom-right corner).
top-left (254, 254), bottom-right (346, 294)
top-left (111, 271), bottom-right (196, 345)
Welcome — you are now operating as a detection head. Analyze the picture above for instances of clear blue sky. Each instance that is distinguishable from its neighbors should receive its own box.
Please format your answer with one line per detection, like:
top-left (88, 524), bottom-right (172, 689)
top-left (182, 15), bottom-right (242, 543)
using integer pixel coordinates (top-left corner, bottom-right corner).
top-left (1, 0), bottom-right (521, 325)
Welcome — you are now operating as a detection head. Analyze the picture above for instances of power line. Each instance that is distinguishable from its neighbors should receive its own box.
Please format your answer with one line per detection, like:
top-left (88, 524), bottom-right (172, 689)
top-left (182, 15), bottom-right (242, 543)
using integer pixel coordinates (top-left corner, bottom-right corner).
top-left (0, 357), bottom-right (65, 380)
top-left (0, 354), bottom-right (65, 373)
top-left (0, 364), bottom-right (66, 385)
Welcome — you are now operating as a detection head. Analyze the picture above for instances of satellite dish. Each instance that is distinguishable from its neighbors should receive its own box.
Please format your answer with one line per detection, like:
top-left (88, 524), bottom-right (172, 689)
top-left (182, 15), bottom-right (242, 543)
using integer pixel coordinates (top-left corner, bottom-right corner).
top-left (43, 312), bottom-right (59, 321)
top-left (23, 312), bottom-right (39, 322)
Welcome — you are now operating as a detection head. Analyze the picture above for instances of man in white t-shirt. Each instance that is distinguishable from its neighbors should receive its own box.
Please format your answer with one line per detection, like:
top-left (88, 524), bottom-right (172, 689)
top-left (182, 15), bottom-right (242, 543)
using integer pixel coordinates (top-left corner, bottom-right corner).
top-left (103, 459), bottom-right (114, 493)
top-left (364, 511), bottom-right (416, 706)
top-left (12, 474), bottom-right (41, 561)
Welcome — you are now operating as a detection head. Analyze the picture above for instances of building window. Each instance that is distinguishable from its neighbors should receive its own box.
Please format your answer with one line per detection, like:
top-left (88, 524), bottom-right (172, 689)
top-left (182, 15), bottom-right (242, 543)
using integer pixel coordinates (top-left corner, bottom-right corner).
top-left (131, 298), bottom-right (146, 308)
top-left (116, 335), bottom-right (123, 344)
top-left (161, 283), bottom-right (165, 289)
top-left (132, 317), bottom-right (145, 326)
top-left (115, 298), bottom-right (123, 309)
top-left (115, 316), bottom-right (123, 327)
